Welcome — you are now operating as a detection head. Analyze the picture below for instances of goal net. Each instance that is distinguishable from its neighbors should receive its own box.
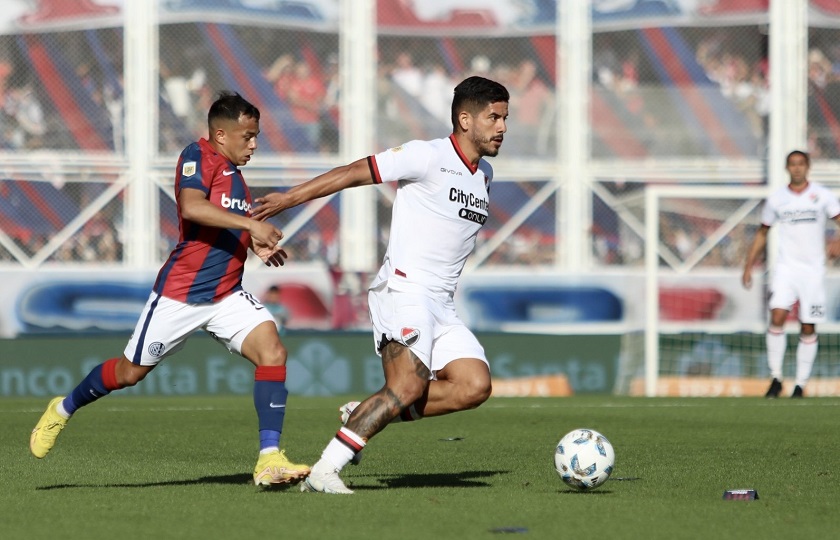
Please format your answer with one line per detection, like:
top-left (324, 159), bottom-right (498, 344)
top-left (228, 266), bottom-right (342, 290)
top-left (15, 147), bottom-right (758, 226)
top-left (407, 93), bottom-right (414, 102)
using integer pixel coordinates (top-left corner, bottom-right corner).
top-left (625, 185), bottom-right (840, 397)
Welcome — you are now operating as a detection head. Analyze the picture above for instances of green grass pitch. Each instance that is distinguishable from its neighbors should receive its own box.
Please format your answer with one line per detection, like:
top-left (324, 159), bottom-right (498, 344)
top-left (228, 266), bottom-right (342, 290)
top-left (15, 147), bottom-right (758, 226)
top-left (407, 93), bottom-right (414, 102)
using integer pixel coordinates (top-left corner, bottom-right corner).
top-left (2, 395), bottom-right (838, 539)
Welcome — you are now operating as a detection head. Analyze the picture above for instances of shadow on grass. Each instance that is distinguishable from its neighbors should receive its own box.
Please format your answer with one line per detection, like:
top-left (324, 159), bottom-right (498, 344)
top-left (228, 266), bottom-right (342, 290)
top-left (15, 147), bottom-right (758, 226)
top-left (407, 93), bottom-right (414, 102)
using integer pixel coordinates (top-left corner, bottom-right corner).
top-left (350, 469), bottom-right (510, 490)
top-left (37, 469), bottom-right (511, 491)
top-left (557, 489), bottom-right (614, 495)
top-left (36, 473), bottom-right (255, 490)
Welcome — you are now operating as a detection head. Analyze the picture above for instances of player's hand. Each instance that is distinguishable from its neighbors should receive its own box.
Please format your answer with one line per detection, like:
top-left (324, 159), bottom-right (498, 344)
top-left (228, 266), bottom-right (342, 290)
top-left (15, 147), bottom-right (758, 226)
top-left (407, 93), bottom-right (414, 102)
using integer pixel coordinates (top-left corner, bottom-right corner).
top-left (741, 268), bottom-right (752, 289)
top-left (248, 219), bottom-right (283, 248)
top-left (251, 237), bottom-right (288, 267)
top-left (828, 238), bottom-right (840, 259)
top-left (252, 192), bottom-right (290, 221)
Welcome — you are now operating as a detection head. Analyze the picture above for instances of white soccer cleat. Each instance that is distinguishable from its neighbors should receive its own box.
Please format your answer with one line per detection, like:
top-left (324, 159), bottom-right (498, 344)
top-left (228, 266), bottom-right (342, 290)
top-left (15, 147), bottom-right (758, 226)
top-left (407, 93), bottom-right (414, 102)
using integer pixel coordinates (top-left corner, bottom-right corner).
top-left (300, 462), bottom-right (354, 495)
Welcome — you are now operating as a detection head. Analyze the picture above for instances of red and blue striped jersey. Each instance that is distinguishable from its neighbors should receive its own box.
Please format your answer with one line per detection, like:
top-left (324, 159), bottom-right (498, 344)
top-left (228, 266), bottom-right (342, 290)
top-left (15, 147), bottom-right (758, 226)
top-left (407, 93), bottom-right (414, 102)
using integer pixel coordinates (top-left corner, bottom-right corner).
top-left (153, 138), bottom-right (252, 304)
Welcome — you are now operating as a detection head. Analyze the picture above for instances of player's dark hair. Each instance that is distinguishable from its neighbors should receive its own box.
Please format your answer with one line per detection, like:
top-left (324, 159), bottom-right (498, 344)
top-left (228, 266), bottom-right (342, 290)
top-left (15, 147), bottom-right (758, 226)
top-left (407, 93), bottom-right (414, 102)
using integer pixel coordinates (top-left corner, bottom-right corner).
top-left (786, 149), bottom-right (810, 167)
top-left (208, 91), bottom-right (260, 130)
top-left (451, 76), bottom-right (509, 131)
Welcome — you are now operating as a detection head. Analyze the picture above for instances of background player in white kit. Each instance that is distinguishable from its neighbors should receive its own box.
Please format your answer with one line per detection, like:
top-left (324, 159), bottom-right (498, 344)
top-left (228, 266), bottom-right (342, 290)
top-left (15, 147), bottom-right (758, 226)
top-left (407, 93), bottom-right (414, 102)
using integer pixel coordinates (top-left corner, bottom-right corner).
top-left (742, 150), bottom-right (840, 398)
top-left (252, 76), bottom-right (509, 493)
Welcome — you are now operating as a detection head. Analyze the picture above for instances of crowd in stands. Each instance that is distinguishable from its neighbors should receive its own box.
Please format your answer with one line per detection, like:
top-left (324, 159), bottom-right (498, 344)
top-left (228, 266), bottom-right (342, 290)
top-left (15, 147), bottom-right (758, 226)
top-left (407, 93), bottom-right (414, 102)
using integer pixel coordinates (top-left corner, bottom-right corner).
top-left (6, 25), bottom-right (840, 268)
top-left (4, 25), bottom-right (840, 159)
top-left (694, 35), bottom-right (769, 145)
top-left (0, 58), bottom-right (47, 151)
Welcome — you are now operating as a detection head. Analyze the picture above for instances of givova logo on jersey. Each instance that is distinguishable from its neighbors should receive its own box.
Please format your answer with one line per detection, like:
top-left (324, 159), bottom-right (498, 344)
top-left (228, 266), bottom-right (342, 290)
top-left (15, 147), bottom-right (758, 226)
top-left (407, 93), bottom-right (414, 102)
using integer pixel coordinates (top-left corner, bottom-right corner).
top-left (220, 193), bottom-right (251, 213)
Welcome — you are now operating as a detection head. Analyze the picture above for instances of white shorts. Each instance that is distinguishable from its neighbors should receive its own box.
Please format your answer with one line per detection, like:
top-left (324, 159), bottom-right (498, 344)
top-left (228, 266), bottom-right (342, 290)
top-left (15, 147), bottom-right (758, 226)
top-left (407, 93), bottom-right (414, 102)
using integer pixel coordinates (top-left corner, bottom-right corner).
top-left (124, 290), bottom-right (275, 366)
top-left (769, 267), bottom-right (827, 323)
top-left (368, 282), bottom-right (488, 378)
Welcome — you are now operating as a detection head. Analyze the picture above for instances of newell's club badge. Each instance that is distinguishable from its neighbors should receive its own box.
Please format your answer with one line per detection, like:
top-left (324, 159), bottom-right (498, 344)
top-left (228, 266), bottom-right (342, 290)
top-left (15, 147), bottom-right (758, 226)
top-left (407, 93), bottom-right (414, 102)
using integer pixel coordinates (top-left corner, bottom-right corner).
top-left (400, 327), bottom-right (420, 347)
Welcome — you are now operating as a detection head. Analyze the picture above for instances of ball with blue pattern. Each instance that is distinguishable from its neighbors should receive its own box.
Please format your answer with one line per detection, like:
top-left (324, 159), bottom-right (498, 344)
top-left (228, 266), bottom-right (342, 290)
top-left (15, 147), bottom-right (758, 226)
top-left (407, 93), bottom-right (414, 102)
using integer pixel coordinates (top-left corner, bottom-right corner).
top-left (554, 428), bottom-right (615, 491)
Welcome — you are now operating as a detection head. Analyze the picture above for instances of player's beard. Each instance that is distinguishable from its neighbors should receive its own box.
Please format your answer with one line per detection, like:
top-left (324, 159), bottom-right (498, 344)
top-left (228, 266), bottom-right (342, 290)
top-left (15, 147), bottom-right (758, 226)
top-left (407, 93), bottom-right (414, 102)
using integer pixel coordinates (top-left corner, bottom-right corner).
top-left (475, 134), bottom-right (502, 157)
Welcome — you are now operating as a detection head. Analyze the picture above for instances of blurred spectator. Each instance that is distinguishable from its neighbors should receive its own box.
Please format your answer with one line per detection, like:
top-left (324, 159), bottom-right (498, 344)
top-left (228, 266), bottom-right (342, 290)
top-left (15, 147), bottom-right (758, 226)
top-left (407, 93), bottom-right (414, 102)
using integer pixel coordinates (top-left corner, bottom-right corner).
top-left (265, 53), bottom-right (296, 100)
top-left (287, 60), bottom-right (326, 148)
top-left (161, 58), bottom-right (207, 138)
top-left (809, 48), bottom-right (832, 90)
top-left (619, 50), bottom-right (639, 93)
top-left (391, 51), bottom-right (423, 99)
top-left (0, 56), bottom-right (11, 107)
top-left (469, 55), bottom-right (492, 77)
top-left (419, 62), bottom-right (452, 126)
top-left (263, 285), bottom-right (290, 335)
top-left (104, 72), bottom-right (124, 153)
top-left (749, 67), bottom-right (770, 142)
top-left (0, 63), bottom-right (13, 149)
top-left (319, 53), bottom-right (340, 153)
top-left (81, 210), bottom-right (120, 262)
top-left (4, 82), bottom-right (46, 149)
top-left (161, 60), bottom-right (192, 121)
top-left (76, 62), bottom-right (103, 106)
top-left (594, 43), bottom-right (620, 89)
top-left (507, 59), bottom-right (552, 155)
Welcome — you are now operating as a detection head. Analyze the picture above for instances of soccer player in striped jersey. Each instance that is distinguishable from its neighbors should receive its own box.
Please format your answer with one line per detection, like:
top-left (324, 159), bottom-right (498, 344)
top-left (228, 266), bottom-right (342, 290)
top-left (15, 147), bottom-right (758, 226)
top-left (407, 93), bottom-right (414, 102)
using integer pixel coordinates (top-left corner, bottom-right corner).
top-left (252, 76), bottom-right (509, 494)
top-left (743, 150), bottom-right (840, 398)
top-left (29, 92), bottom-right (310, 486)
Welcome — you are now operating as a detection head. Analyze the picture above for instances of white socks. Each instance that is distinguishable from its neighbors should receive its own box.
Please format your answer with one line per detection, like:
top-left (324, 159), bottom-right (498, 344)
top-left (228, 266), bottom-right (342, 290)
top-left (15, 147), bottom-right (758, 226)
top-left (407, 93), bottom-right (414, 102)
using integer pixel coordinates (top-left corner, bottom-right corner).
top-left (795, 334), bottom-right (818, 388)
top-left (320, 427), bottom-right (366, 471)
top-left (766, 326), bottom-right (786, 380)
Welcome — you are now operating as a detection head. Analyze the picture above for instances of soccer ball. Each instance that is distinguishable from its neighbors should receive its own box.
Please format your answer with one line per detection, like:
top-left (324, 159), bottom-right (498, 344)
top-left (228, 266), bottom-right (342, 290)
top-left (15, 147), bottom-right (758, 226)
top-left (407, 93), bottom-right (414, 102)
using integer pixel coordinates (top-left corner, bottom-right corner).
top-left (554, 428), bottom-right (615, 491)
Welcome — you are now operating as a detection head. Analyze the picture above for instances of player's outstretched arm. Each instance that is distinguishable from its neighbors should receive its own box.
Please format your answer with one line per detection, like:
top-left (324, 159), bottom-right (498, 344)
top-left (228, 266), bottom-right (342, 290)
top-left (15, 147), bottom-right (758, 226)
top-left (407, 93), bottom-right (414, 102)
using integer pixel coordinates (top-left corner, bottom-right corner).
top-left (252, 158), bottom-right (375, 220)
top-left (179, 187), bottom-right (284, 248)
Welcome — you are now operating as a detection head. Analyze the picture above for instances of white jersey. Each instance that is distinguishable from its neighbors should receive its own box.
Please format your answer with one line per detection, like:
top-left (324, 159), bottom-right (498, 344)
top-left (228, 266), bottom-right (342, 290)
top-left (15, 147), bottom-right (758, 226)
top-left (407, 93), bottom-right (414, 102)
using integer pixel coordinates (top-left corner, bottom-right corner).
top-left (369, 135), bottom-right (493, 295)
top-left (761, 182), bottom-right (840, 270)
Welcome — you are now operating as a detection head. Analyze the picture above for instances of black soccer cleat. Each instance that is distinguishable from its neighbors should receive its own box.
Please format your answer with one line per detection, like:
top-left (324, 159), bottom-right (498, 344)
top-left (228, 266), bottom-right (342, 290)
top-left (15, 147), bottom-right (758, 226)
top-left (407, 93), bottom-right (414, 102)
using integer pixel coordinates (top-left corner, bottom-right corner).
top-left (765, 378), bottom-right (782, 398)
top-left (791, 385), bottom-right (804, 399)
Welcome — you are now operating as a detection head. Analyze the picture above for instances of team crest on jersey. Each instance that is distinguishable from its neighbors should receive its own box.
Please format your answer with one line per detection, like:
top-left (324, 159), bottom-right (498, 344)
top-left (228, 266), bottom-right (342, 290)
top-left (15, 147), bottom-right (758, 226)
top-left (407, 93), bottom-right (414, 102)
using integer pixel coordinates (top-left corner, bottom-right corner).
top-left (400, 327), bottom-right (420, 347)
top-left (810, 193), bottom-right (819, 203)
top-left (182, 161), bottom-right (197, 177)
top-left (484, 175), bottom-right (490, 190)
top-left (148, 342), bottom-right (166, 357)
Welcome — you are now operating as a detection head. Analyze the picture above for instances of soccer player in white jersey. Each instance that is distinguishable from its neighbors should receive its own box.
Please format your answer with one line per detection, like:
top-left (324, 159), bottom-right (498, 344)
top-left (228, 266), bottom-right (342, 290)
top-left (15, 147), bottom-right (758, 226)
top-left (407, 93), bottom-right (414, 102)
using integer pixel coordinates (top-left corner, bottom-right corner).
top-left (252, 76), bottom-right (509, 493)
top-left (742, 150), bottom-right (840, 398)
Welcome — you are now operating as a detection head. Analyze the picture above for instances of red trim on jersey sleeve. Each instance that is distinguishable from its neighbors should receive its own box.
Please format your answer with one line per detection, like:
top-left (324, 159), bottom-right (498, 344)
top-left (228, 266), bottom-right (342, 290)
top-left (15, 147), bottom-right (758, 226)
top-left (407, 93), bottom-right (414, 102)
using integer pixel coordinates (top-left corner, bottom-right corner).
top-left (368, 155), bottom-right (382, 184)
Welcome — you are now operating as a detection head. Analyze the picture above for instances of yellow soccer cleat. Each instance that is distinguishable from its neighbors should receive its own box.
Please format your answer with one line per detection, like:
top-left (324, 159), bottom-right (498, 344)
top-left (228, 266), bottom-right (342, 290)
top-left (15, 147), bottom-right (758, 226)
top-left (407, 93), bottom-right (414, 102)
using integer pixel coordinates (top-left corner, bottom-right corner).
top-left (253, 450), bottom-right (311, 486)
top-left (30, 396), bottom-right (69, 459)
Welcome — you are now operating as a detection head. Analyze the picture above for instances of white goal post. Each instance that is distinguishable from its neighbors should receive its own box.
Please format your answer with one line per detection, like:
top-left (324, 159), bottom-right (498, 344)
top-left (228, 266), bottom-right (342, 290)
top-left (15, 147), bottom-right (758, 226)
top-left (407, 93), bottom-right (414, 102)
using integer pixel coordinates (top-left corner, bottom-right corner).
top-left (641, 185), bottom-right (840, 397)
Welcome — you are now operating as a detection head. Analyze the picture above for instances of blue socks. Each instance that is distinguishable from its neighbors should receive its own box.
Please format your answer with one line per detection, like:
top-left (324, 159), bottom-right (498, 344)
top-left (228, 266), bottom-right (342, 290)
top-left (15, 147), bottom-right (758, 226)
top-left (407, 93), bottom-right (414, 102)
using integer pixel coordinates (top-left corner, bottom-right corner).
top-left (254, 366), bottom-right (287, 452)
top-left (64, 358), bottom-right (120, 415)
